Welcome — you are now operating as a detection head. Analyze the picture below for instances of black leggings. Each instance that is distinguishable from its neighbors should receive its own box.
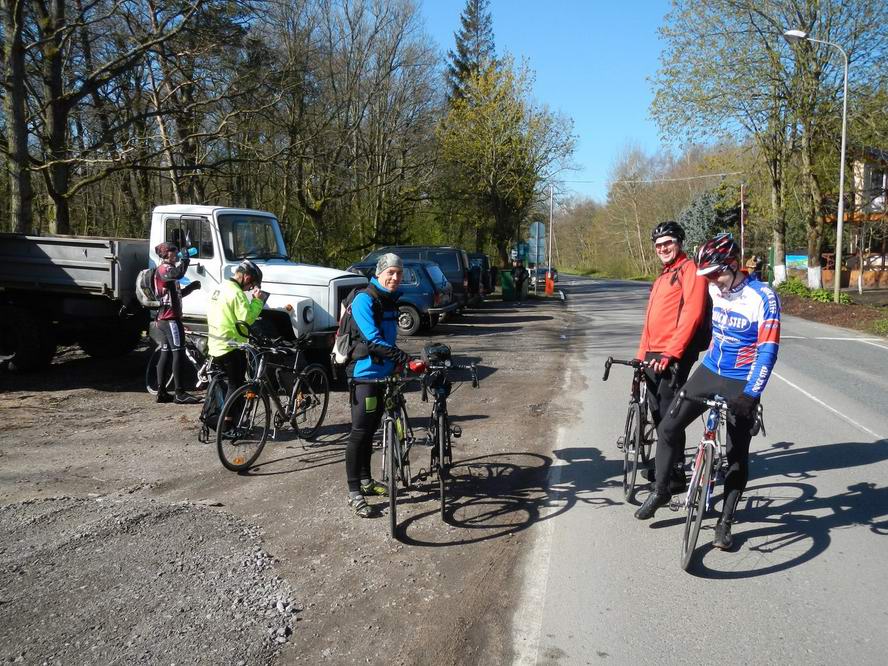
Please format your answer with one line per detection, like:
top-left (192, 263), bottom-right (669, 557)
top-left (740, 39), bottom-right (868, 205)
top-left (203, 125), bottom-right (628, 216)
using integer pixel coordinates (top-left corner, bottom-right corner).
top-left (155, 319), bottom-right (185, 394)
top-left (643, 351), bottom-right (698, 459)
top-left (345, 382), bottom-right (384, 493)
top-left (214, 350), bottom-right (247, 402)
top-left (654, 365), bottom-right (756, 521)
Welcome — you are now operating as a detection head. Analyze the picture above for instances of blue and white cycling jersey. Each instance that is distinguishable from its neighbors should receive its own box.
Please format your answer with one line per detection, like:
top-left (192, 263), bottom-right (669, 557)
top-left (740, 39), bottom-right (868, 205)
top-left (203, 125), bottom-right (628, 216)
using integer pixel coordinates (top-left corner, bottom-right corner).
top-left (702, 275), bottom-right (780, 398)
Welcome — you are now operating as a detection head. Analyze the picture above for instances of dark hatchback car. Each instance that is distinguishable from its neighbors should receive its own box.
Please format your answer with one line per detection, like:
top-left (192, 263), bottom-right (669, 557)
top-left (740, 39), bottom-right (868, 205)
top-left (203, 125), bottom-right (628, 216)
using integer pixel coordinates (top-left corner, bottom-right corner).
top-left (363, 246), bottom-right (474, 310)
top-left (468, 252), bottom-right (493, 298)
top-left (346, 259), bottom-right (458, 336)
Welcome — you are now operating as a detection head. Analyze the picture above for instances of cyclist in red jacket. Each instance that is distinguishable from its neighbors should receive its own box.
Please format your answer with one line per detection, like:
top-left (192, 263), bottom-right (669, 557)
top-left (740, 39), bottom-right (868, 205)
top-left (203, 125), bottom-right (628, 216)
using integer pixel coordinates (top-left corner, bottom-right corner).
top-left (634, 221), bottom-right (709, 492)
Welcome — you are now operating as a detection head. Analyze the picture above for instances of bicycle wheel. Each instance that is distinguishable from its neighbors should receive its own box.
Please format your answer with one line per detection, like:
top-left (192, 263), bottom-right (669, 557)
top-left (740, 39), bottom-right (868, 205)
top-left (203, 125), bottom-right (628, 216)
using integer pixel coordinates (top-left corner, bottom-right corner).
top-left (680, 444), bottom-right (713, 571)
top-left (289, 363), bottom-right (330, 439)
top-left (385, 419), bottom-right (398, 538)
top-left (216, 383), bottom-right (270, 472)
top-left (145, 347), bottom-right (172, 395)
top-left (438, 411), bottom-right (449, 520)
top-left (622, 401), bottom-right (643, 501)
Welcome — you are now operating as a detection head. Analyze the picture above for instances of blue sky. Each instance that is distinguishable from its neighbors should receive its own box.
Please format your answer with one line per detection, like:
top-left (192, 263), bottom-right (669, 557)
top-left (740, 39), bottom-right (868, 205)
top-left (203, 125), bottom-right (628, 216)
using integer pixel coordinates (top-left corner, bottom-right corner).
top-left (419, 0), bottom-right (672, 203)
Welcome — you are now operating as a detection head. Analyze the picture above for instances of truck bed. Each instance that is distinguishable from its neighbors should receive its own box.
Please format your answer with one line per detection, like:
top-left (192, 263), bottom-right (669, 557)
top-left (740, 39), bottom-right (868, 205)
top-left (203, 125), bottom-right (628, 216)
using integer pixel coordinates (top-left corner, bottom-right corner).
top-left (0, 234), bottom-right (148, 303)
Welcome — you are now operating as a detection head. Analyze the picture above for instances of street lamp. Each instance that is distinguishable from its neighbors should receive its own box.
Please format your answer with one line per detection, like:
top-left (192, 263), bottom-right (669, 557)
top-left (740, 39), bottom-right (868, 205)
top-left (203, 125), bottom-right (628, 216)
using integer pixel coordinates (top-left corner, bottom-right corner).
top-left (783, 29), bottom-right (849, 303)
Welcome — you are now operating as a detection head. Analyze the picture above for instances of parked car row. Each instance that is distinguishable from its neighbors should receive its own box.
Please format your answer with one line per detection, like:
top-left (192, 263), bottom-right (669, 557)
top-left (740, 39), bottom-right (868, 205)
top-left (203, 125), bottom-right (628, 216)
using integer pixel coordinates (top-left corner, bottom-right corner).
top-left (528, 266), bottom-right (559, 288)
top-left (347, 245), bottom-right (492, 337)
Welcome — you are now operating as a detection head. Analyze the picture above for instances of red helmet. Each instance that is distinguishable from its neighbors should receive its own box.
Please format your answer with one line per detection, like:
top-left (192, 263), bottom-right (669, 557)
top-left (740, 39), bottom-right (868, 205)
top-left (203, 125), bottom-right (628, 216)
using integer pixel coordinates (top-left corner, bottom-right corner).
top-left (696, 235), bottom-right (740, 276)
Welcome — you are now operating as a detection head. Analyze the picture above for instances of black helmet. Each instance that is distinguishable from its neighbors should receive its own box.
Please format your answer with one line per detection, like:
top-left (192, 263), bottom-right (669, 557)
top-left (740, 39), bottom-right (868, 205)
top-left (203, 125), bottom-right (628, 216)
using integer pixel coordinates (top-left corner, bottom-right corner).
top-left (237, 259), bottom-right (263, 283)
top-left (696, 235), bottom-right (740, 276)
top-left (651, 221), bottom-right (685, 243)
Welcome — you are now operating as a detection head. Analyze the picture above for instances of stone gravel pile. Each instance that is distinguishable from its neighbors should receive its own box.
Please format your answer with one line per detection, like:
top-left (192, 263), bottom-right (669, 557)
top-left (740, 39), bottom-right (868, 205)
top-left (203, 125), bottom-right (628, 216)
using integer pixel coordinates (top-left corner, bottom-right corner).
top-left (0, 496), bottom-right (299, 665)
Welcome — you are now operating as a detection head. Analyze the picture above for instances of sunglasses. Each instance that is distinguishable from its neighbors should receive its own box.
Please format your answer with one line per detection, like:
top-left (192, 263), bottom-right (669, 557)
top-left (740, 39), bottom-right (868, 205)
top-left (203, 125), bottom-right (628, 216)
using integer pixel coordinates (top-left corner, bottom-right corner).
top-left (654, 241), bottom-right (675, 251)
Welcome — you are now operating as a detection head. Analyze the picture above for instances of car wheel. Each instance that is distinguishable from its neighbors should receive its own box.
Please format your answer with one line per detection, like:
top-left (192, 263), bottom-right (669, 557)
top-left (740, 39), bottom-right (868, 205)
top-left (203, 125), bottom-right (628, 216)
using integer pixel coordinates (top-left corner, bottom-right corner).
top-left (397, 305), bottom-right (421, 336)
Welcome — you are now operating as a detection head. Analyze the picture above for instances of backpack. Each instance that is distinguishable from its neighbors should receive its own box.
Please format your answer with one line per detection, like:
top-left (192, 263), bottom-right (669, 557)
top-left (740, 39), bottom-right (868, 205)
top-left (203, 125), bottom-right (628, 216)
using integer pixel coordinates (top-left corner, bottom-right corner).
top-left (670, 259), bottom-right (712, 355)
top-left (198, 372), bottom-right (229, 443)
top-left (331, 283), bottom-right (382, 370)
top-left (135, 267), bottom-right (160, 308)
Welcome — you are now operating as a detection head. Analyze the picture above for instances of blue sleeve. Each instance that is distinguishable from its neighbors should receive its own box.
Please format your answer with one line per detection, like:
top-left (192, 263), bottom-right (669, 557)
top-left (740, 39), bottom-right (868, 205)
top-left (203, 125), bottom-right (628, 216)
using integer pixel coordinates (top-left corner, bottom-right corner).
top-left (745, 286), bottom-right (781, 397)
top-left (351, 292), bottom-right (405, 363)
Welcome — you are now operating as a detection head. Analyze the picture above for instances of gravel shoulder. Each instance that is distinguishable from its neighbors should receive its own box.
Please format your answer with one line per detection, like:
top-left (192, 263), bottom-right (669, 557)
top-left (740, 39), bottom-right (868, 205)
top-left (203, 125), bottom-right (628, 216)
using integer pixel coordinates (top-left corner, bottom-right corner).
top-left (0, 295), bottom-right (574, 664)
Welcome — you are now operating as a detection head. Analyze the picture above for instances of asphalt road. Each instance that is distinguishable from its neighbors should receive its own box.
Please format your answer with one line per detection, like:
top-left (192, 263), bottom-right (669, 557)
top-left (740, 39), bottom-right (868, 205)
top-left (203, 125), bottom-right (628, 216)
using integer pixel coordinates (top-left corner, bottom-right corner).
top-left (511, 276), bottom-right (888, 665)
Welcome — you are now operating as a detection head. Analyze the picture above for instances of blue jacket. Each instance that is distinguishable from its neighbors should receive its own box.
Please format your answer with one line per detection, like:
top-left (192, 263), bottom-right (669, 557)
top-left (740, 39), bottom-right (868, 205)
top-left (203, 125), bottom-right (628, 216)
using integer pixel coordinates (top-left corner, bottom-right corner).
top-left (350, 277), bottom-right (405, 380)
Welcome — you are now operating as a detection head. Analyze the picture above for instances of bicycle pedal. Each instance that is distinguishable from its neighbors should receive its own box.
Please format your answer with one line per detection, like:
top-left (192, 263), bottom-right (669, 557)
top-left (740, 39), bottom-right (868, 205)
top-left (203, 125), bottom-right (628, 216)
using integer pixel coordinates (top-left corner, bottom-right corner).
top-left (450, 425), bottom-right (462, 438)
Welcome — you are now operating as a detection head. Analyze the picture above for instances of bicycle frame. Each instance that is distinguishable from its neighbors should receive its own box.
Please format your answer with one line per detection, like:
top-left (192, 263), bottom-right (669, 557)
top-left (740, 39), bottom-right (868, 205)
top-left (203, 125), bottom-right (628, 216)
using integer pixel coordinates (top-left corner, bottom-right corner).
top-left (684, 401), bottom-right (727, 514)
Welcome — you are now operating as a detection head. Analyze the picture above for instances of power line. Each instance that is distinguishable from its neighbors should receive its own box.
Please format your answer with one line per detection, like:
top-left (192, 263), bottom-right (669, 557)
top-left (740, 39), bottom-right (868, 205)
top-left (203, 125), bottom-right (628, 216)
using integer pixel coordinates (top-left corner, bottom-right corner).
top-left (554, 171), bottom-right (744, 186)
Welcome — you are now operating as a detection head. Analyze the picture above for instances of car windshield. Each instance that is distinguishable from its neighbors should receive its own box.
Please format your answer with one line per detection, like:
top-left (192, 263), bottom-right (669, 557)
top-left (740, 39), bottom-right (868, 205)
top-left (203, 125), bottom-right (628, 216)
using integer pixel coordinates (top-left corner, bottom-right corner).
top-left (218, 214), bottom-right (288, 261)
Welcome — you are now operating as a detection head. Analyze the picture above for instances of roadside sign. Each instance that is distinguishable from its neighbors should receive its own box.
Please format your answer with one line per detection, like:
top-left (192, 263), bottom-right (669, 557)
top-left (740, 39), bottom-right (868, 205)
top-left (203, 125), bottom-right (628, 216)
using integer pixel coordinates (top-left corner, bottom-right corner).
top-left (528, 222), bottom-right (546, 264)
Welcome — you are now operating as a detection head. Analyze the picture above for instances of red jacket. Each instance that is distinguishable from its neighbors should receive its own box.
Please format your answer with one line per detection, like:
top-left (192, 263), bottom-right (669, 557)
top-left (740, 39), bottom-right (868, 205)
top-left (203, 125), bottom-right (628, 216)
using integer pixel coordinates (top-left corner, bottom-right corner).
top-left (636, 253), bottom-right (708, 360)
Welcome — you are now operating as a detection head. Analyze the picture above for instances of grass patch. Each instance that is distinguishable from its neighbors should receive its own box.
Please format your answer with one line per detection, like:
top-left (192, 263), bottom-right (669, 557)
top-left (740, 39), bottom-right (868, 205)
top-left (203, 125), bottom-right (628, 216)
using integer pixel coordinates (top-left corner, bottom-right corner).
top-left (869, 317), bottom-right (888, 337)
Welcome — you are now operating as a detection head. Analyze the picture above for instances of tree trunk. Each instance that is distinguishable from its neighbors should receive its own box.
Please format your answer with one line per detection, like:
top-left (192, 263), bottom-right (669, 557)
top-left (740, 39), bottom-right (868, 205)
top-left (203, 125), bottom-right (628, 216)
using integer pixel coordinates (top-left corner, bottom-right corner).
top-left (39, 0), bottom-right (72, 235)
top-left (799, 130), bottom-right (824, 288)
top-left (2, 0), bottom-right (33, 233)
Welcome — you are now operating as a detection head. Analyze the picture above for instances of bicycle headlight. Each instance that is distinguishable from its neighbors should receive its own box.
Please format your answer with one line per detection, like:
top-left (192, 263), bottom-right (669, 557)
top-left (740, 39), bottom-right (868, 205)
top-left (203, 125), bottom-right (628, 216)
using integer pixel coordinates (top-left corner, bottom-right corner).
top-left (302, 305), bottom-right (314, 324)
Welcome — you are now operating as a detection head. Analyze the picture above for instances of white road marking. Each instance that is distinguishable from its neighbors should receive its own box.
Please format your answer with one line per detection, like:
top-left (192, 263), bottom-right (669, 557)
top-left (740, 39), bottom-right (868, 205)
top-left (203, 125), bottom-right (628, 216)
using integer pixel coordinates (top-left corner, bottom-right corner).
top-left (857, 339), bottom-right (888, 352)
top-left (812, 336), bottom-right (882, 341)
top-left (781, 335), bottom-right (807, 339)
top-left (510, 366), bottom-right (574, 665)
top-left (772, 371), bottom-right (885, 440)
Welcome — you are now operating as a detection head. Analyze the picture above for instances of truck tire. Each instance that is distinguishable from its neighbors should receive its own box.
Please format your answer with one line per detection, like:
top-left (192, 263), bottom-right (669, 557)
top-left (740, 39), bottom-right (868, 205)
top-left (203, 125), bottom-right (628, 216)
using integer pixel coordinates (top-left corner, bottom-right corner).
top-left (0, 306), bottom-right (56, 372)
top-left (78, 319), bottom-right (143, 358)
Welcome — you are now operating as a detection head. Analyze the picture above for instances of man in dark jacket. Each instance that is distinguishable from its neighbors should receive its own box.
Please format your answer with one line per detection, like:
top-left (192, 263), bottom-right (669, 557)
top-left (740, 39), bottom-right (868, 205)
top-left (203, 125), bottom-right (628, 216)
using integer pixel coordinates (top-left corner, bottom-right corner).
top-left (153, 242), bottom-right (201, 404)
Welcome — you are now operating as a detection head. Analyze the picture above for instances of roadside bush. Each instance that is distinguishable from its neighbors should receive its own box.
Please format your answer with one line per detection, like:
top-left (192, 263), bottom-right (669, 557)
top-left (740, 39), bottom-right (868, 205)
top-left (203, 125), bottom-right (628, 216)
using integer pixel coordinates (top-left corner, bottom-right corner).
top-left (870, 318), bottom-right (888, 337)
top-left (777, 277), bottom-right (852, 305)
top-left (776, 277), bottom-right (810, 298)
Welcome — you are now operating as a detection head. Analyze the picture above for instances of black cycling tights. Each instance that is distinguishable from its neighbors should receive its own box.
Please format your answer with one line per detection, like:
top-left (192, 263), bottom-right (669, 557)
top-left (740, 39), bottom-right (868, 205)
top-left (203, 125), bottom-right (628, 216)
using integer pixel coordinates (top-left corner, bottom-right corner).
top-left (345, 382), bottom-right (384, 493)
top-left (155, 319), bottom-right (185, 394)
top-left (654, 365), bottom-right (756, 523)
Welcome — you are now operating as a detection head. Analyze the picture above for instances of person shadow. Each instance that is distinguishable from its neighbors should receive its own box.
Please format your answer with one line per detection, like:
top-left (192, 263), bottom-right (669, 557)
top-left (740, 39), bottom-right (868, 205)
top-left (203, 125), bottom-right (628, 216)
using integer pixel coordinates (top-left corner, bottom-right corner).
top-left (652, 439), bottom-right (888, 577)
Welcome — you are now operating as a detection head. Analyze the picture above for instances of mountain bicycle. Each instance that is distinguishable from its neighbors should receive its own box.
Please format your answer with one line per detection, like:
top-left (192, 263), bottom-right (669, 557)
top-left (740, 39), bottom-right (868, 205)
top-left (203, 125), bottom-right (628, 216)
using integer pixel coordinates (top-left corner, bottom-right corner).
top-left (215, 326), bottom-right (330, 472)
top-left (362, 360), bottom-right (427, 538)
top-left (145, 327), bottom-right (212, 395)
top-left (603, 357), bottom-right (676, 501)
top-left (419, 344), bottom-right (479, 520)
top-left (674, 390), bottom-right (765, 570)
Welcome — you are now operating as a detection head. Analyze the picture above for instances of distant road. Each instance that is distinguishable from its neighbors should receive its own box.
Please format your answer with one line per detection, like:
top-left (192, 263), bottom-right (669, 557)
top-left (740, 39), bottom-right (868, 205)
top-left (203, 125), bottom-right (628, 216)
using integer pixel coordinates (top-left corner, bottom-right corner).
top-left (511, 276), bottom-right (888, 665)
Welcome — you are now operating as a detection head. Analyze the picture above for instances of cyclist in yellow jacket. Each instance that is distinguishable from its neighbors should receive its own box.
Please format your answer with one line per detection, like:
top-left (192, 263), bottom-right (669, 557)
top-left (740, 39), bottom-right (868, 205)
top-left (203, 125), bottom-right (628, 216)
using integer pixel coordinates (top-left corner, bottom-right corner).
top-left (207, 260), bottom-right (267, 406)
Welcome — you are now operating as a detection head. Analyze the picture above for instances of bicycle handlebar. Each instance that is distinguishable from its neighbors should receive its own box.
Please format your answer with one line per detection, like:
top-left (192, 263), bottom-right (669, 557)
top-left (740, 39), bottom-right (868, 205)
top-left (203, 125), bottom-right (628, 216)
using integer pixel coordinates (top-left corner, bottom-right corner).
top-left (602, 356), bottom-right (679, 388)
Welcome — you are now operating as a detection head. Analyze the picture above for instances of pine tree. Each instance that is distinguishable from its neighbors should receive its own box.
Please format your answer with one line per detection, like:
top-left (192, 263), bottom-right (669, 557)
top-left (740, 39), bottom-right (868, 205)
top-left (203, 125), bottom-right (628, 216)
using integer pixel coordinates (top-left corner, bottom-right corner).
top-left (445, 0), bottom-right (496, 102)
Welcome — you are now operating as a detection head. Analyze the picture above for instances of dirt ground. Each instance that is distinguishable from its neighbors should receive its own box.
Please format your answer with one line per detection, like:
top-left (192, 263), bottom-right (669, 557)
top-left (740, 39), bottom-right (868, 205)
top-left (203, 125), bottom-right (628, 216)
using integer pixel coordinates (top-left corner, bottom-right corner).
top-left (0, 295), bottom-right (575, 665)
top-left (779, 292), bottom-right (887, 334)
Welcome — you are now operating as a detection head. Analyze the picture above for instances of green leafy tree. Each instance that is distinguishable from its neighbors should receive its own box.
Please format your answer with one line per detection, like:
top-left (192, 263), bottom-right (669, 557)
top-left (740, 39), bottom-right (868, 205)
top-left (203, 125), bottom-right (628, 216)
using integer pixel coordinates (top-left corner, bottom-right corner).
top-left (438, 60), bottom-right (575, 264)
top-left (445, 0), bottom-right (496, 102)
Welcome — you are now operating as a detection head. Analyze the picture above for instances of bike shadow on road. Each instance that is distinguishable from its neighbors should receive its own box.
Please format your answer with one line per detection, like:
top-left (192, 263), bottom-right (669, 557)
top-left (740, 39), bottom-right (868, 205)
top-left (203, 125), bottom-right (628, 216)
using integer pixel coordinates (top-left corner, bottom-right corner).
top-left (394, 447), bottom-right (623, 547)
top-left (649, 439), bottom-right (888, 578)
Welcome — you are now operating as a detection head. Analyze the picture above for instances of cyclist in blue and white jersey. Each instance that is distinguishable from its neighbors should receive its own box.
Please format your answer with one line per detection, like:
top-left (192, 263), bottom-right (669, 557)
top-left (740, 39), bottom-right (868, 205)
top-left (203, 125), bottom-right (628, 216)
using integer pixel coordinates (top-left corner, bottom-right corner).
top-left (634, 235), bottom-right (780, 550)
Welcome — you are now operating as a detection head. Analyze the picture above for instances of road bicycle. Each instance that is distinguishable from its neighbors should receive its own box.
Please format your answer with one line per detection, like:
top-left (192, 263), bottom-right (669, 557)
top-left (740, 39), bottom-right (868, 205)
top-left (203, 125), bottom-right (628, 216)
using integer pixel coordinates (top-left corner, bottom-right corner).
top-left (603, 357), bottom-right (676, 501)
top-left (215, 326), bottom-right (330, 472)
top-left (419, 343), bottom-right (479, 520)
top-left (145, 327), bottom-right (212, 395)
top-left (675, 391), bottom-right (765, 570)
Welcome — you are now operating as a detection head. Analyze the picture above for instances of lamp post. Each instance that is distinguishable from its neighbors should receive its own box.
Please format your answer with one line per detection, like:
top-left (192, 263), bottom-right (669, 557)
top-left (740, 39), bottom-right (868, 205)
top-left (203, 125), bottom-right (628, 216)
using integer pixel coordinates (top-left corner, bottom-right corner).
top-left (783, 29), bottom-right (849, 303)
